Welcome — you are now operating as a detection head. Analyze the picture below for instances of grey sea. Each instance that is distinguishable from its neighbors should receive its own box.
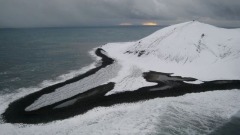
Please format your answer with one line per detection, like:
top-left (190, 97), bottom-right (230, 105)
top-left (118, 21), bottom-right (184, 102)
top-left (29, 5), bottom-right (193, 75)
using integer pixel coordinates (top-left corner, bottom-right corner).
top-left (0, 26), bottom-right (162, 93)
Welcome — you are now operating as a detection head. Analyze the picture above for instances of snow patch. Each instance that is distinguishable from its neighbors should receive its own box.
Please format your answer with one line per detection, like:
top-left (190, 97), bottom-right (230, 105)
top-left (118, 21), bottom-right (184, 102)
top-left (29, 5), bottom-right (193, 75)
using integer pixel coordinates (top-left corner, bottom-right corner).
top-left (26, 62), bottom-right (121, 111)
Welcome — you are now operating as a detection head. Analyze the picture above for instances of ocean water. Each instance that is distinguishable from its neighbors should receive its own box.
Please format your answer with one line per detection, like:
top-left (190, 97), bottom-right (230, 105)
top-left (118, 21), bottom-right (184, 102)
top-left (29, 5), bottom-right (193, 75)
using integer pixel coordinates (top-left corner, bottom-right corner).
top-left (0, 26), bottom-right (163, 93)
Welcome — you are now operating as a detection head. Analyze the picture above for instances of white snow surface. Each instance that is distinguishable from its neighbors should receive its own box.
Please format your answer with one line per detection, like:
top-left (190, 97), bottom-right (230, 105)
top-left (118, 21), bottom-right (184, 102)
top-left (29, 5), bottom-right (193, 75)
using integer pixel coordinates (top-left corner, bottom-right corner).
top-left (1, 90), bottom-right (240, 135)
top-left (102, 21), bottom-right (240, 83)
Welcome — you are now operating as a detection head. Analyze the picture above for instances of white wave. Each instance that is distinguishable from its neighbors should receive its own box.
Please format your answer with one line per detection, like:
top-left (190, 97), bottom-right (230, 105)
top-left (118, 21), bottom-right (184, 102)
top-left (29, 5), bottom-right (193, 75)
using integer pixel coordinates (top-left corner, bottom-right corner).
top-left (0, 72), bottom-right (8, 75)
top-left (0, 90), bottom-right (240, 135)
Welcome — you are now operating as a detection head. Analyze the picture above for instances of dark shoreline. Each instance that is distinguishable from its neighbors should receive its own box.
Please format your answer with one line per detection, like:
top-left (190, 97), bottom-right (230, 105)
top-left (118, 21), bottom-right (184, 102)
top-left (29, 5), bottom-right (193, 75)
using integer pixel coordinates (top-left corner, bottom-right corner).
top-left (2, 48), bottom-right (240, 124)
top-left (2, 48), bottom-right (115, 123)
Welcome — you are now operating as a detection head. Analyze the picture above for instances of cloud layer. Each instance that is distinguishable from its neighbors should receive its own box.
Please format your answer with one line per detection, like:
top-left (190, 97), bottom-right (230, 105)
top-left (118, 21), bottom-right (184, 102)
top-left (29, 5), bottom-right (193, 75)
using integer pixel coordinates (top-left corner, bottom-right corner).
top-left (0, 0), bottom-right (240, 28)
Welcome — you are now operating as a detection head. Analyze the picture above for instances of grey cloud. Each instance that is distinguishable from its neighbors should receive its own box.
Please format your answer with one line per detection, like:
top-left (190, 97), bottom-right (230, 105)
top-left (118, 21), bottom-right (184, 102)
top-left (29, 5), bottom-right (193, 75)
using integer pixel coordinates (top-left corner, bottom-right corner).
top-left (0, 0), bottom-right (240, 28)
top-left (206, 0), bottom-right (240, 20)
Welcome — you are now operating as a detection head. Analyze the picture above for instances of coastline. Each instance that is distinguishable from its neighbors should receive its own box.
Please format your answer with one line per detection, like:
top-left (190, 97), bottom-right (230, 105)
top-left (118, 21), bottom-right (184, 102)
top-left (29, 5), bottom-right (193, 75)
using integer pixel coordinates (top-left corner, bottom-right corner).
top-left (2, 21), bottom-right (240, 130)
top-left (2, 47), bottom-right (240, 124)
top-left (2, 48), bottom-right (115, 123)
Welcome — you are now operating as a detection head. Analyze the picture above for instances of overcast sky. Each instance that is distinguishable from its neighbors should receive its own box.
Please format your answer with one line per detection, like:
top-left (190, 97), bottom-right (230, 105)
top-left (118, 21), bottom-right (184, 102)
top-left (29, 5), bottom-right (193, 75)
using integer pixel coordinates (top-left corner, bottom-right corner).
top-left (0, 0), bottom-right (240, 28)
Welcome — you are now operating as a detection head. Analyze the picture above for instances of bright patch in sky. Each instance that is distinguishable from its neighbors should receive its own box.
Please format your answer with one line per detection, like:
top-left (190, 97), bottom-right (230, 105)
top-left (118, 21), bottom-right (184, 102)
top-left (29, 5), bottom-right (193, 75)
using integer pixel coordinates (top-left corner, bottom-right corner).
top-left (142, 22), bottom-right (158, 26)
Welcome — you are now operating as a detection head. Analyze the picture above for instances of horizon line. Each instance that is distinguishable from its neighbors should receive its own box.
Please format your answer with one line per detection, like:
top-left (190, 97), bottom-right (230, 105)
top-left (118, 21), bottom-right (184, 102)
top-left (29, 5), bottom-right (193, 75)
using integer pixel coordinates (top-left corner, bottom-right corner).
top-left (0, 25), bottom-right (166, 29)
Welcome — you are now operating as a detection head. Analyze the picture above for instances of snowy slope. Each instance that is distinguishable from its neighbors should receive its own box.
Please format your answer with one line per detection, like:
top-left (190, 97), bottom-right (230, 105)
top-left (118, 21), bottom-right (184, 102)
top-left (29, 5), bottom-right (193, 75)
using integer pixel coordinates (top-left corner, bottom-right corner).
top-left (102, 21), bottom-right (240, 94)
top-left (127, 21), bottom-right (240, 63)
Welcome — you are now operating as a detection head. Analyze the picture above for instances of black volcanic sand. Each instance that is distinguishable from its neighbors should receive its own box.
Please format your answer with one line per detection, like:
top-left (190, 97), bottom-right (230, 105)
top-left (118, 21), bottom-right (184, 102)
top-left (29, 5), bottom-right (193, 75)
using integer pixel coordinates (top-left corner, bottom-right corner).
top-left (2, 48), bottom-right (240, 124)
top-left (2, 48), bottom-right (114, 123)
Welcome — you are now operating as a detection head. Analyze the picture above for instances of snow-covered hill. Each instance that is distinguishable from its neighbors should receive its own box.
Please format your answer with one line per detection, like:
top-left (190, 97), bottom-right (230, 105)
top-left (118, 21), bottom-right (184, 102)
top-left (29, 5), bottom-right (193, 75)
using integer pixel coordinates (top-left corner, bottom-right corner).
top-left (102, 21), bottom-right (240, 94)
top-left (127, 21), bottom-right (240, 63)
